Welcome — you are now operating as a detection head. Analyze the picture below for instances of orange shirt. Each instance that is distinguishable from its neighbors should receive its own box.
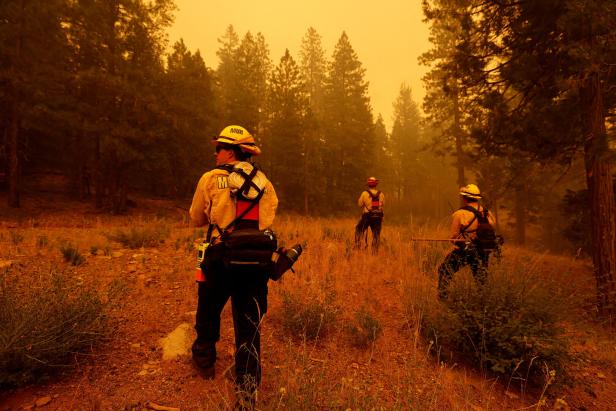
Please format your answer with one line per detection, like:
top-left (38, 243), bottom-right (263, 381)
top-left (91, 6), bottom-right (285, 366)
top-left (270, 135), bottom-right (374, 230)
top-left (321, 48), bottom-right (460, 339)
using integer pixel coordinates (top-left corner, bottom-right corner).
top-left (450, 204), bottom-right (496, 241)
top-left (357, 189), bottom-right (384, 214)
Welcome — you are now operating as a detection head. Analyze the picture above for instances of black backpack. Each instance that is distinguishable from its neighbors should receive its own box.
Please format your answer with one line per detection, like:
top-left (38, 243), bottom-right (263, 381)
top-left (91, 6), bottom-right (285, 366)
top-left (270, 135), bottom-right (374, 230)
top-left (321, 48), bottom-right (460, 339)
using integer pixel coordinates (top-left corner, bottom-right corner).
top-left (366, 190), bottom-right (383, 220)
top-left (460, 206), bottom-right (498, 250)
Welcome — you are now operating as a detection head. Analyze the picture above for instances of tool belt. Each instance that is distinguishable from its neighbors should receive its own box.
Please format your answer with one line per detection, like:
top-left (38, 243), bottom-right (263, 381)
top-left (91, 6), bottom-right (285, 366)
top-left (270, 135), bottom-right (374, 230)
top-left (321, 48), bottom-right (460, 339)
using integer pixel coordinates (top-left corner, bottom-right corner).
top-left (201, 228), bottom-right (277, 276)
top-left (222, 228), bottom-right (277, 269)
top-left (367, 210), bottom-right (384, 222)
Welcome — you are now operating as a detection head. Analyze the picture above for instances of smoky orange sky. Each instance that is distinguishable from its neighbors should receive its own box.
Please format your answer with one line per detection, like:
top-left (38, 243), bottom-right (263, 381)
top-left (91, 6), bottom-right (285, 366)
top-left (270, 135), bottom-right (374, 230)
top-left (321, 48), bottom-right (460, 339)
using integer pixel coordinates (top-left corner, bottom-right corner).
top-left (167, 0), bottom-right (431, 130)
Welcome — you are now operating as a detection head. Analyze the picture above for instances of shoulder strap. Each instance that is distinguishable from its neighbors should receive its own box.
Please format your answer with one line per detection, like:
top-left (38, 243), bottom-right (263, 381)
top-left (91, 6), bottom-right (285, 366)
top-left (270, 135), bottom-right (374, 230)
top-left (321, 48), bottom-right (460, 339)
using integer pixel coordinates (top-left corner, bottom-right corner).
top-left (236, 167), bottom-right (260, 198)
top-left (215, 164), bottom-right (234, 173)
top-left (221, 163), bottom-right (266, 234)
top-left (459, 206), bottom-right (479, 234)
top-left (221, 189), bottom-right (265, 234)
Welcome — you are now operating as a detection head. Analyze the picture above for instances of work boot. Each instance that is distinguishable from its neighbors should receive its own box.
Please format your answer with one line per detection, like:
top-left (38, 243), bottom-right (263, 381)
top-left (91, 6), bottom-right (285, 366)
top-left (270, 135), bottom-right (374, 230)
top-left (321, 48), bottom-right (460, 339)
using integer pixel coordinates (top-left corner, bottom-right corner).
top-left (193, 360), bottom-right (215, 380)
top-left (192, 340), bottom-right (216, 379)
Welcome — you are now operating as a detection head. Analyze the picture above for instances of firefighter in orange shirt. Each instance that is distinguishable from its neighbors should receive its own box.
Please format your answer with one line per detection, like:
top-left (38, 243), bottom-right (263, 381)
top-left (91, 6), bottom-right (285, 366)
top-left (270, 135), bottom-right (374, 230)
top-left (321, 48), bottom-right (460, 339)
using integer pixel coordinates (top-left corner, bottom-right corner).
top-left (437, 184), bottom-right (497, 300)
top-left (189, 125), bottom-right (278, 407)
top-left (354, 177), bottom-right (384, 251)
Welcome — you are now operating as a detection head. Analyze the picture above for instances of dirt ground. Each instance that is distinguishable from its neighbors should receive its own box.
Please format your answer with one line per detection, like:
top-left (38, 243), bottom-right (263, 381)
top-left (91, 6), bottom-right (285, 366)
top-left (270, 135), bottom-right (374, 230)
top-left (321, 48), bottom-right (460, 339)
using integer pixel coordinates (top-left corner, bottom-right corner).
top-left (1, 193), bottom-right (616, 410)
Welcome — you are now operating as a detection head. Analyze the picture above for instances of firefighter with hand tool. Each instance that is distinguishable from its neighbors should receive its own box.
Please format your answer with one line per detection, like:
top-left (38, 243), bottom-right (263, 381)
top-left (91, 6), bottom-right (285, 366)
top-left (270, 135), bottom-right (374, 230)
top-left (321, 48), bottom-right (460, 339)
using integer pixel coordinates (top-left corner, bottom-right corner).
top-left (437, 184), bottom-right (500, 300)
top-left (189, 125), bottom-right (301, 409)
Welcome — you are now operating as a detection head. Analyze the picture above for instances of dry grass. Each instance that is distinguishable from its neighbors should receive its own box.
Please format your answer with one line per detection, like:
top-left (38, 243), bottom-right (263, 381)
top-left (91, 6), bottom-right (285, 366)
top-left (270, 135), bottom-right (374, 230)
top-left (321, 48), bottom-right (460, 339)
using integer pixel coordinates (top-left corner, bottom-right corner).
top-left (0, 209), bottom-right (610, 410)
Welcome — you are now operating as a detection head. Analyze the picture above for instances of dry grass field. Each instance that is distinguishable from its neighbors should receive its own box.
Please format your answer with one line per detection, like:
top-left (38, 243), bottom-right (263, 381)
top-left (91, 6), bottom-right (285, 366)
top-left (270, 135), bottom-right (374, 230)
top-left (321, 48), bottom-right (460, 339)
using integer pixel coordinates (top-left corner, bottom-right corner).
top-left (1, 193), bottom-right (615, 410)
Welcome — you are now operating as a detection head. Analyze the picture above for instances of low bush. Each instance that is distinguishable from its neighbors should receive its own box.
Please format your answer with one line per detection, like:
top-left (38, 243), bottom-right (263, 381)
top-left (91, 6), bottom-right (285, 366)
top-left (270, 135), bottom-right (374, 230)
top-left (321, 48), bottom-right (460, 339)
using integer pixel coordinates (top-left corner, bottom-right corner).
top-left (107, 223), bottom-right (170, 249)
top-left (36, 235), bottom-right (49, 248)
top-left (346, 307), bottom-right (383, 347)
top-left (321, 227), bottom-right (346, 242)
top-left (60, 243), bottom-right (86, 266)
top-left (9, 231), bottom-right (24, 245)
top-left (0, 269), bottom-right (115, 388)
top-left (414, 260), bottom-right (570, 389)
top-left (281, 286), bottom-right (339, 340)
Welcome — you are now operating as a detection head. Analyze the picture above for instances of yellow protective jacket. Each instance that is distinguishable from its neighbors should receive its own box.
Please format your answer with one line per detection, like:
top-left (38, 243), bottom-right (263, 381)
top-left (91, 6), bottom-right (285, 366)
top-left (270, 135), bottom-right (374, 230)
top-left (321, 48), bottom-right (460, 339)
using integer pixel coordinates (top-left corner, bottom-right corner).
top-left (450, 204), bottom-right (496, 242)
top-left (189, 162), bottom-right (278, 239)
top-left (358, 189), bottom-right (384, 214)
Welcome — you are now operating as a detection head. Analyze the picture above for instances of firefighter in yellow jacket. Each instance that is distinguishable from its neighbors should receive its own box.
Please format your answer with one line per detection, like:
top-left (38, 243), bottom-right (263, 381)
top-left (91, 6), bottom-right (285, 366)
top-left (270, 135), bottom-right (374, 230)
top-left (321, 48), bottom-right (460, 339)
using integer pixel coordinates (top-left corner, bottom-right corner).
top-left (189, 125), bottom-right (278, 404)
top-left (354, 177), bottom-right (384, 251)
top-left (437, 184), bottom-right (497, 300)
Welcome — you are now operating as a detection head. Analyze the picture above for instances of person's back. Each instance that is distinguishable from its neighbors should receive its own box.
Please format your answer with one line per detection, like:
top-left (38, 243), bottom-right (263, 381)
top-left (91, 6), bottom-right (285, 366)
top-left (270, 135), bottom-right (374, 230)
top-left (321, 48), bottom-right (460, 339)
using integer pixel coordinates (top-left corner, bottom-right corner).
top-left (449, 203), bottom-right (496, 243)
top-left (355, 177), bottom-right (384, 251)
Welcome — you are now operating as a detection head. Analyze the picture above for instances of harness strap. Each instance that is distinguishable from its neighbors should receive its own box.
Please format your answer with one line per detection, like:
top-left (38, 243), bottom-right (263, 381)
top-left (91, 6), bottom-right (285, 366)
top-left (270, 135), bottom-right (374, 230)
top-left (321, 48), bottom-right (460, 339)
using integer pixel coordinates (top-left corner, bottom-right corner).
top-left (459, 206), bottom-right (488, 234)
top-left (237, 167), bottom-right (260, 198)
top-left (206, 223), bottom-right (224, 242)
top-left (222, 189), bottom-right (265, 233)
top-left (211, 162), bottom-right (267, 236)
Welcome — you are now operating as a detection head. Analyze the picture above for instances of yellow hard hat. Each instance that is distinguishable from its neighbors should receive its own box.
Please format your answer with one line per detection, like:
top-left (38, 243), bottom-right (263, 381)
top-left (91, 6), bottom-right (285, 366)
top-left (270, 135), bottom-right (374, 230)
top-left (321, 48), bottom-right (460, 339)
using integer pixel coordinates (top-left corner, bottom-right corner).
top-left (459, 183), bottom-right (482, 200)
top-left (212, 125), bottom-right (261, 156)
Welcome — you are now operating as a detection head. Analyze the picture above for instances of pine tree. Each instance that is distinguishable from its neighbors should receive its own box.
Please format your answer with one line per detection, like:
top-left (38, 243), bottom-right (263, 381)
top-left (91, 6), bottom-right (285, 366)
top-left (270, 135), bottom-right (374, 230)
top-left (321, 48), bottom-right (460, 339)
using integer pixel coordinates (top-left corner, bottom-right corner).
top-left (215, 25), bottom-right (240, 129)
top-left (216, 29), bottom-right (271, 135)
top-left (454, 0), bottom-right (616, 317)
top-left (0, 0), bottom-right (68, 207)
top-left (323, 32), bottom-right (374, 211)
top-left (264, 49), bottom-right (307, 211)
top-left (299, 27), bottom-right (328, 213)
top-left (65, 0), bottom-right (174, 212)
top-left (391, 84), bottom-right (422, 204)
top-left (420, 0), bottom-right (478, 188)
top-left (159, 39), bottom-right (217, 197)
top-left (373, 114), bottom-right (393, 191)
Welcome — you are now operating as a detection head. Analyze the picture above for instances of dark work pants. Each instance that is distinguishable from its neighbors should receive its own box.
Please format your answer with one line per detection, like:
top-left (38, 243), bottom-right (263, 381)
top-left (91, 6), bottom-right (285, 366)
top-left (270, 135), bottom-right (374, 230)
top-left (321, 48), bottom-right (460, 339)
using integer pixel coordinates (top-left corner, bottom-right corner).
top-left (192, 259), bottom-right (268, 392)
top-left (355, 213), bottom-right (382, 250)
top-left (437, 246), bottom-right (490, 299)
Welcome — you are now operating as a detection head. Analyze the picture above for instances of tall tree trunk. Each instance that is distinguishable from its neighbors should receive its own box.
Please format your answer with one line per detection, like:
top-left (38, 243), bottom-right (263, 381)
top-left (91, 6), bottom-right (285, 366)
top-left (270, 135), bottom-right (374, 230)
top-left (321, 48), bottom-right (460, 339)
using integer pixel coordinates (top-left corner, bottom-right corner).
top-left (303, 132), bottom-right (309, 214)
top-left (94, 134), bottom-right (104, 208)
top-left (7, 0), bottom-right (25, 208)
top-left (514, 185), bottom-right (526, 245)
top-left (582, 72), bottom-right (616, 320)
top-left (7, 97), bottom-right (20, 208)
top-left (453, 83), bottom-right (465, 187)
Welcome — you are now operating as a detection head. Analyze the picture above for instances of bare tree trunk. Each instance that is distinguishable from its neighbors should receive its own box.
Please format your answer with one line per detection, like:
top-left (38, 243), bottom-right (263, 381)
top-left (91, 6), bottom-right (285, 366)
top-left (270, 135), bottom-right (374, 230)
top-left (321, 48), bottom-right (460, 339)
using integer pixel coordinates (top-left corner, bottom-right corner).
top-left (453, 83), bottom-right (466, 187)
top-left (582, 72), bottom-right (616, 320)
top-left (514, 185), bottom-right (526, 245)
top-left (94, 134), bottom-right (104, 208)
top-left (7, 0), bottom-right (25, 208)
top-left (7, 97), bottom-right (20, 208)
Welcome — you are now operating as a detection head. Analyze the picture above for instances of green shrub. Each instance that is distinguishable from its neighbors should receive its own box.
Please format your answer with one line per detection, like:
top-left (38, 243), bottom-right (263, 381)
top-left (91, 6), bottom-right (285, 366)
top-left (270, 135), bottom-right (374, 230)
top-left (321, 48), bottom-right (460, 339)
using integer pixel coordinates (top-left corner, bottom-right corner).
top-left (106, 223), bottom-right (170, 249)
top-left (36, 235), bottom-right (48, 248)
top-left (60, 244), bottom-right (86, 266)
top-left (0, 269), bottom-right (113, 388)
top-left (9, 231), bottom-right (24, 245)
top-left (281, 287), bottom-right (339, 340)
top-left (420, 264), bottom-right (569, 388)
top-left (346, 307), bottom-right (382, 347)
top-left (321, 227), bottom-right (346, 242)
